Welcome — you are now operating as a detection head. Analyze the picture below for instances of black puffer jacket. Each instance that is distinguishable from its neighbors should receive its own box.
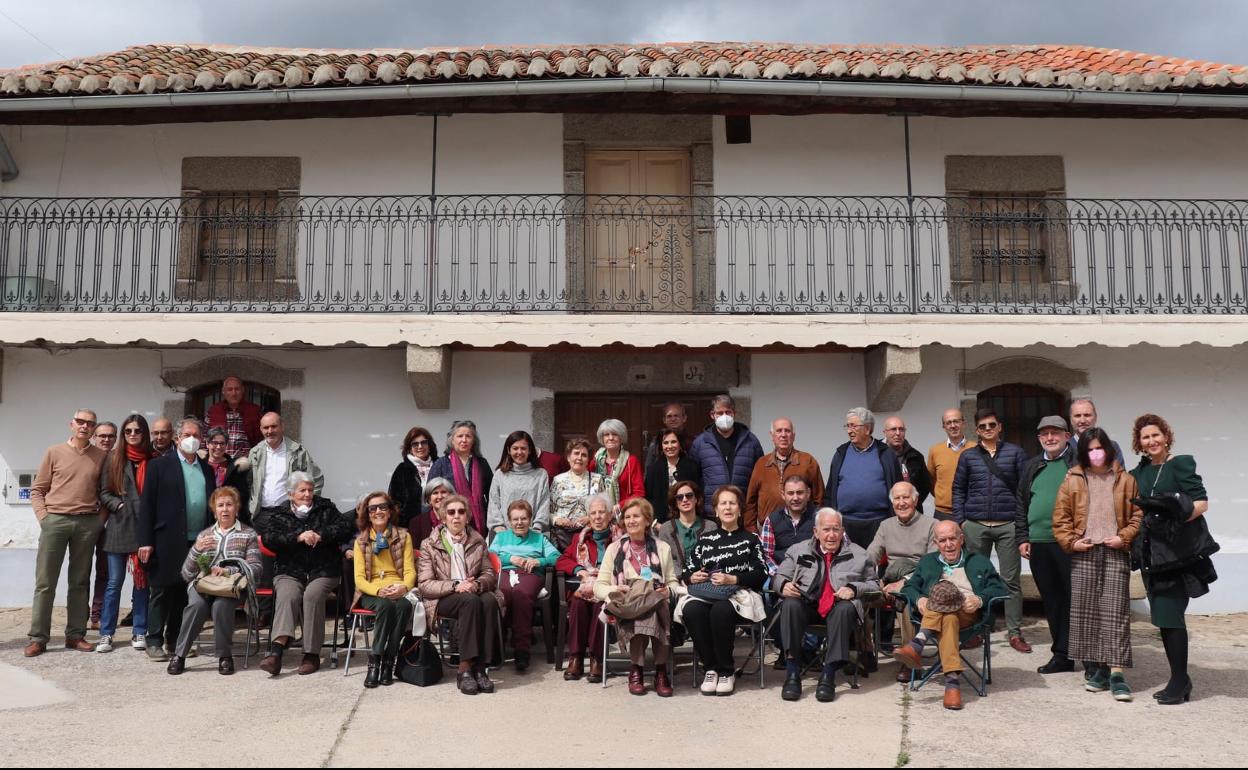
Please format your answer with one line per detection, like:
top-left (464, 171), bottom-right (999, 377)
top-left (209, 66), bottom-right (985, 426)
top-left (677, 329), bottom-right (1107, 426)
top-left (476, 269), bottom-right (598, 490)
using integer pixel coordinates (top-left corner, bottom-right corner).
top-left (253, 496), bottom-right (355, 583)
top-left (952, 442), bottom-right (1028, 524)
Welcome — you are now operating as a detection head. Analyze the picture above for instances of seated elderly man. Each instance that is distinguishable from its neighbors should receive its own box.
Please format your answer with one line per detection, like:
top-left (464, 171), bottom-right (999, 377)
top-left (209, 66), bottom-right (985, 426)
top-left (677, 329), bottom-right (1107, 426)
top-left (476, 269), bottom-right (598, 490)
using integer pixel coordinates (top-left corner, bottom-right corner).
top-left (865, 481), bottom-right (938, 680)
top-left (894, 520), bottom-right (1008, 710)
top-left (775, 508), bottom-right (878, 703)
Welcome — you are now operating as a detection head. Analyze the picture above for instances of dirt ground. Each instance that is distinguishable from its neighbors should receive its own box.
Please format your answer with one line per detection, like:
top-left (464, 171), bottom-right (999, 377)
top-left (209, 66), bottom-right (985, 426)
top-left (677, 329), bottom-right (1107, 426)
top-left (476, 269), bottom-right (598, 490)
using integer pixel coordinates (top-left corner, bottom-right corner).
top-left (1, 607), bottom-right (1245, 767)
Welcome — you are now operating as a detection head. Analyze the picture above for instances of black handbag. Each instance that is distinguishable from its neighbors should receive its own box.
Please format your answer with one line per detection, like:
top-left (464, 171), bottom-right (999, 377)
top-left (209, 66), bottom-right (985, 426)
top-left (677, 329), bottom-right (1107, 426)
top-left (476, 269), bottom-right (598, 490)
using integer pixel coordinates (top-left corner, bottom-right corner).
top-left (395, 635), bottom-right (443, 687)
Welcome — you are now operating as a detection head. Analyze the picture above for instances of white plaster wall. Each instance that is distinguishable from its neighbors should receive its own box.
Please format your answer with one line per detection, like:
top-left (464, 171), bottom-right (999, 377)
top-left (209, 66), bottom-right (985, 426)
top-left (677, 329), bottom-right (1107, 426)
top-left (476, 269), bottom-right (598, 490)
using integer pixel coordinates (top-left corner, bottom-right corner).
top-left (748, 352), bottom-right (867, 468)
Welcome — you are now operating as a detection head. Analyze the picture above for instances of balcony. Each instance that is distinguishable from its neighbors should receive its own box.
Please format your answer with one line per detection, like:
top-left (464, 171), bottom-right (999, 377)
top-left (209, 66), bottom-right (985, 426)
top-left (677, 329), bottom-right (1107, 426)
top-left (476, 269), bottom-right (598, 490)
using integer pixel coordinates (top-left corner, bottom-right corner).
top-left (1, 194), bottom-right (1245, 315)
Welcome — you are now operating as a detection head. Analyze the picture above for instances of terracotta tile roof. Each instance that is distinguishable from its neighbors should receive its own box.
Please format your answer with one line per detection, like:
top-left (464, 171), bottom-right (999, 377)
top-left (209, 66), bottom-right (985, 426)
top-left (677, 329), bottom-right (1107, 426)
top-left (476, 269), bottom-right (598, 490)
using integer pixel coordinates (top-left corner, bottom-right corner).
top-left (3, 42), bottom-right (1246, 98)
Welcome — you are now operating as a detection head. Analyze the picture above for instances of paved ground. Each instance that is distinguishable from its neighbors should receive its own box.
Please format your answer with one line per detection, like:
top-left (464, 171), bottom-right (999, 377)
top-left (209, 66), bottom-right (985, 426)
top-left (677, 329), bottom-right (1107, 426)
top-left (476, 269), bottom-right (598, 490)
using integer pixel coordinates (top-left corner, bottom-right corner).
top-left (1, 607), bottom-right (1245, 767)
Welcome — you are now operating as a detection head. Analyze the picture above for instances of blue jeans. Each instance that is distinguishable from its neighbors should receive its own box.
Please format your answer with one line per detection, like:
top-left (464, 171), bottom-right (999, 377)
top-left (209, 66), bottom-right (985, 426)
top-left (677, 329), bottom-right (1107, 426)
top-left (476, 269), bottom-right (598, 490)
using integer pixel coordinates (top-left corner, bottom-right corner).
top-left (100, 552), bottom-right (148, 637)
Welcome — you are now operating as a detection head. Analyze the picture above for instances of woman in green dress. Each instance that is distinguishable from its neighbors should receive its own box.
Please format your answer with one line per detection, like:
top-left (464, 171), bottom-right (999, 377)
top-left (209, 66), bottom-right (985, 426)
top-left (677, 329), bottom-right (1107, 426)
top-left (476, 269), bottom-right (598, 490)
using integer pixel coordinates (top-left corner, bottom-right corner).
top-left (1129, 414), bottom-right (1211, 705)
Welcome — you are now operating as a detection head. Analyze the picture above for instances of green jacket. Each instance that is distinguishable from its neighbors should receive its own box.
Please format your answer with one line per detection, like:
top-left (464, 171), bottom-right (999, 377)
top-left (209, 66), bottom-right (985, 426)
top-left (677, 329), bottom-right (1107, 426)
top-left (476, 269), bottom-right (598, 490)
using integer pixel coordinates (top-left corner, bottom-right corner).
top-left (898, 549), bottom-right (1008, 610)
top-left (245, 438), bottom-right (324, 514)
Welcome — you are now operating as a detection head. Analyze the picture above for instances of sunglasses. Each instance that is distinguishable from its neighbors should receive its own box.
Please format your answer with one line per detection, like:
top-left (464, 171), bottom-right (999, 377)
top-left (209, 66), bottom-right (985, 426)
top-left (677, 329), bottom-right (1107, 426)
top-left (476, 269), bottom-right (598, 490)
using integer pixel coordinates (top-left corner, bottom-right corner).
top-left (675, 492), bottom-right (697, 501)
top-left (367, 503), bottom-right (392, 513)
top-left (445, 507), bottom-right (468, 516)
top-left (976, 421), bottom-right (999, 431)
top-left (123, 428), bottom-right (144, 436)
top-left (73, 417), bottom-right (97, 427)
top-left (410, 439), bottom-right (430, 447)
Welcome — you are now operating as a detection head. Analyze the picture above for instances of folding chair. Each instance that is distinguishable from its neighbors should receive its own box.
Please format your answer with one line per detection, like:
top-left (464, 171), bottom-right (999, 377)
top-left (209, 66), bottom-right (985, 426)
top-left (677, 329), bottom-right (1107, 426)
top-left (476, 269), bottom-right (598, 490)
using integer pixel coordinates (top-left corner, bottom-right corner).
top-left (762, 588), bottom-right (876, 690)
top-left (893, 593), bottom-right (1007, 697)
top-left (341, 605), bottom-right (375, 676)
top-left (689, 616), bottom-right (766, 689)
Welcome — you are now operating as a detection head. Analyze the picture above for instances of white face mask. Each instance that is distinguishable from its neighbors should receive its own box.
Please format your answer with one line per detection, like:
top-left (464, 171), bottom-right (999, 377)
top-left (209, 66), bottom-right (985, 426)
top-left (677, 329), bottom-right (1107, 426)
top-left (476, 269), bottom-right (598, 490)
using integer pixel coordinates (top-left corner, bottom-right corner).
top-left (714, 414), bottom-right (735, 432)
top-left (293, 503), bottom-right (311, 515)
top-left (179, 436), bottom-right (201, 455)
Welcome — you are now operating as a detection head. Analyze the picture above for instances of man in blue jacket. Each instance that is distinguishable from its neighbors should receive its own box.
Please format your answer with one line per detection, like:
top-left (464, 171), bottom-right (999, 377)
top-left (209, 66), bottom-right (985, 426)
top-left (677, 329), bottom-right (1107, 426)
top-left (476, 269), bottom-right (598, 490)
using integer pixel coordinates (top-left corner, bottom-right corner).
top-left (689, 394), bottom-right (764, 516)
top-left (952, 407), bottom-right (1031, 653)
top-left (822, 407), bottom-right (903, 548)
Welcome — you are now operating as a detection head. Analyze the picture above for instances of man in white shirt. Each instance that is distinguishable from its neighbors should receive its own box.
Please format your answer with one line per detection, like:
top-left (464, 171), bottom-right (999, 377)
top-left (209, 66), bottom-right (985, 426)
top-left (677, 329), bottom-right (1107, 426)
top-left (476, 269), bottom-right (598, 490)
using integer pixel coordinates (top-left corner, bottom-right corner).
top-left (244, 412), bottom-right (324, 515)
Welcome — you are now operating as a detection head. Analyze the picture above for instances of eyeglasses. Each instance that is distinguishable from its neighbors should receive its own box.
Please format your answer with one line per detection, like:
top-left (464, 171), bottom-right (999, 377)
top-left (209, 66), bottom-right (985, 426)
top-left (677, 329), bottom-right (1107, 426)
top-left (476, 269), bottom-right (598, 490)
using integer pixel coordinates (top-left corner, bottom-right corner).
top-left (674, 492), bottom-right (696, 501)
top-left (73, 417), bottom-right (97, 427)
top-left (208, 441), bottom-right (227, 448)
top-left (367, 503), bottom-right (392, 513)
top-left (976, 421), bottom-right (999, 431)
top-left (843, 423), bottom-right (867, 431)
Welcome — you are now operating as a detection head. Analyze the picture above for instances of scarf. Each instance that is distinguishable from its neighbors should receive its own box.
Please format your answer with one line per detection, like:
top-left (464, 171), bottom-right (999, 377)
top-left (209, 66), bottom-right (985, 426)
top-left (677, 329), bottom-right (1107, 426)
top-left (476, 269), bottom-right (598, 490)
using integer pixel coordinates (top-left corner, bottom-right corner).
top-left (615, 536), bottom-right (660, 585)
top-left (126, 444), bottom-right (151, 494)
top-left (408, 453), bottom-right (434, 485)
top-left (939, 551), bottom-right (967, 577)
top-left (440, 527), bottom-right (469, 581)
top-left (128, 553), bottom-right (148, 590)
top-left (449, 454), bottom-right (485, 532)
top-left (575, 523), bottom-right (623, 573)
top-left (357, 526), bottom-right (407, 583)
top-left (594, 447), bottom-right (631, 484)
top-left (673, 517), bottom-right (700, 562)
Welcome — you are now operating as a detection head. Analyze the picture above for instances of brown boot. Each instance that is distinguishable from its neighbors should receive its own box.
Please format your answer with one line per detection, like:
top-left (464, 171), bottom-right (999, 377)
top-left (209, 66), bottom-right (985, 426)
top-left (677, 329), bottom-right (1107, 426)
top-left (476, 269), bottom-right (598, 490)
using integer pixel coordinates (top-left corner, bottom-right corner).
top-left (259, 642), bottom-right (285, 677)
top-left (654, 667), bottom-right (673, 698)
top-left (24, 641), bottom-right (47, 657)
top-left (297, 653), bottom-right (320, 675)
top-left (943, 684), bottom-right (963, 710)
top-left (65, 637), bottom-right (93, 652)
top-left (628, 664), bottom-right (646, 695)
top-left (563, 655), bottom-right (583, 680)
top-left (587, 657), bottom-right (603, 684)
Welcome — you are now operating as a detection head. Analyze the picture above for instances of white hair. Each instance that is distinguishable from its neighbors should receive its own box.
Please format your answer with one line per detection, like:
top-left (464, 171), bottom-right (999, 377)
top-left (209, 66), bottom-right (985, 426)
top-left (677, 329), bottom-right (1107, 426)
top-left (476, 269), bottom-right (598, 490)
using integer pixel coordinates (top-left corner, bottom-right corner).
top-left (584, 493), bottom-right (612, 514)
top-left (891, 481), bottom-right (920, 503)
top-left (846, 407), bottom-right (875, 429)
top-left (814, 507), bottom-right (843, 528)
top-left (287, 471), bottom-right (315, 493)
top-left (596, 418), bottom-right (628, 446)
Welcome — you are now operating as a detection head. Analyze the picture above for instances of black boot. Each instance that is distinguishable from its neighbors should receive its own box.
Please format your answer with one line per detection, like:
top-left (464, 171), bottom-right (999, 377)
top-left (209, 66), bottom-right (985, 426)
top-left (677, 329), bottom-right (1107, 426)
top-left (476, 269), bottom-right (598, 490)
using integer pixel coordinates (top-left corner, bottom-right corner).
top-left (379, 655), bottom-right (395, 686)
top-left (364, 654), bottom-right (382, 688)
top-left (1157, 628), bottom-right (1191, 701)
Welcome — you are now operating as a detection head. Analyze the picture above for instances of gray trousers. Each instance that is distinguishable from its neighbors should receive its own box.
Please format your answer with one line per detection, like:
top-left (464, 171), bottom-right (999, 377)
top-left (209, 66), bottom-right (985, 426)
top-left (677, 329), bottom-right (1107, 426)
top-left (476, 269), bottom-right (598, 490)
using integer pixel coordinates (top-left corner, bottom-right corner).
top-left (780, 597), bottom-right (859, 668)
top-left (175, 584), bottom-right (237, 658)
top-left (963, 520), bottom-right (1022, 636)
top-left (272, 575), bottom-right (337, 654)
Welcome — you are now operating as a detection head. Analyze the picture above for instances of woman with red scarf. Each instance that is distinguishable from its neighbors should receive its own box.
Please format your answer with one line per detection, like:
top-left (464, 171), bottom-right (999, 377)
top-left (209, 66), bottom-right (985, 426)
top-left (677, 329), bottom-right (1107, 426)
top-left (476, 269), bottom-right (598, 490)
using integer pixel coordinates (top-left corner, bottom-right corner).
top-left (428, 420), bottom-right (493, 534)
top-left (96, 413), bottom-right (154, 653)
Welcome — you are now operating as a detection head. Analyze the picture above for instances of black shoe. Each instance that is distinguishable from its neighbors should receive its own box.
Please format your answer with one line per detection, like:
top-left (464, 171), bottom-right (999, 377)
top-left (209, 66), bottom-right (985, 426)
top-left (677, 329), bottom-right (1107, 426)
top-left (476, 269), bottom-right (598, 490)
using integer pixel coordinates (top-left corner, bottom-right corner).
top-left (475, 669), bottom-right (496, 694)
top-left (515, 650), bottom-right (530, 672)
top-left (1156, 678), bottom-right (1193, 705)
top-left (1037, 656), bottom-right (1076, 674)
top-left (166, 656), bottom-right (185, 675)
top-left (772, 655), bottom-right (788, 671)
top-left (781, 673), bottom-right (802, 701)
top-left (816, 672), bottom-right (837, 703)
top-left (364, 655), bottom-right (381, 689)
top-left (219, 657), bottom-right (235, 676)
top-left (379, 656), bottom-right (395, 686)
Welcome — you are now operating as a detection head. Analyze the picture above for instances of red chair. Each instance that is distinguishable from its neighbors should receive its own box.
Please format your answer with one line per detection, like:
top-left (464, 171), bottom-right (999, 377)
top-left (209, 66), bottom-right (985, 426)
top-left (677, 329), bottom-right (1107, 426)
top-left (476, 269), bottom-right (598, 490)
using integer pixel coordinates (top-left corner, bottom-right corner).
top-left (242, 535), bottom-right (279, 668)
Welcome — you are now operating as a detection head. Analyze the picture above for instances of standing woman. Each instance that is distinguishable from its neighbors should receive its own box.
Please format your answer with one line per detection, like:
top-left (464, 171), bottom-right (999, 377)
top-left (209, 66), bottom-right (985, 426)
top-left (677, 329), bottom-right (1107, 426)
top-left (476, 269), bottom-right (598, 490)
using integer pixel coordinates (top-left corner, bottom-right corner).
top-left (352, 491), bottom-right (416, 689)
top-left (657, 481), bottom-right (718, 568)
top-left (644, 429), bottom-right (701, 524)
top-left (550, 438), bottom-right (617, 551)
top-left (205, 428), bottom-right (251, 523)
top-left (429, 420), bottom-right (493, 534)
top-left (389, 427), bottom-right (438, 531)
top-left (96, 414), bottom-right (153, 654)
top-left (1052, 428), bottom-right (1142, 703)
top-left (487, 431), bottom-right (552, 534)
top-left (590, 419), bottom-right (645, 506)
top-left (681, 485), bottom-right (767, 696)
top-left (1129, 414), bottom-right (1212, 705)
top-left (594, 498), bottom-right (679, 697)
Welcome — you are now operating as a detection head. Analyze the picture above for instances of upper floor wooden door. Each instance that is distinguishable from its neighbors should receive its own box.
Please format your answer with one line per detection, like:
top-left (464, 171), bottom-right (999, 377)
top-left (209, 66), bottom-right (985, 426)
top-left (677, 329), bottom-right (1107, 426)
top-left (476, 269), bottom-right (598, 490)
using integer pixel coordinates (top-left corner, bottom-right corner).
top-left (585, 150), bottom-right (693, 311)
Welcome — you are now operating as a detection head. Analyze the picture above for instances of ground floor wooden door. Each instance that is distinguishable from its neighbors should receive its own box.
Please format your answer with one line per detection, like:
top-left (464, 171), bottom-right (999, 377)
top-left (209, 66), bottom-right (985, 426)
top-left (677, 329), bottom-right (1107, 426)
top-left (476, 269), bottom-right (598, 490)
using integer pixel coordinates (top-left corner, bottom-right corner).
top-left (554, 392), bottom-right (717, 457)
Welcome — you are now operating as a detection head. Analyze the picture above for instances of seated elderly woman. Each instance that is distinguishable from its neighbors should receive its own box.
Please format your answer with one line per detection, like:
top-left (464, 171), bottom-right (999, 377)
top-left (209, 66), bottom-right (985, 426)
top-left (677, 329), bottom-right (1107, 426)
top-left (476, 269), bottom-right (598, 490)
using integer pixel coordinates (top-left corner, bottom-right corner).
top-left (865, 481), bottom-right (938, 680)
top-left (489, 499), bottom-right (560, 671)
top-left (775, 508), bottom-right (879, 704)
top-left (679, 485), bottom-right (767, 697)
top-left (555, 494), bottom-right (622, 682)
top-left (894, 519), bottom-right (1008, 711)
top-left (168, 486), bottom-right (262, 676)
top-left (352, 491), bottom-right (416, 688)
top-left (418, 494), bottom-right (504, 695)
top-left (253, 471), bottom-right (355, 677)
top-left (594, 498), bottom-right (680, 697)
top-left (409, 476), bottom-right (453, 545)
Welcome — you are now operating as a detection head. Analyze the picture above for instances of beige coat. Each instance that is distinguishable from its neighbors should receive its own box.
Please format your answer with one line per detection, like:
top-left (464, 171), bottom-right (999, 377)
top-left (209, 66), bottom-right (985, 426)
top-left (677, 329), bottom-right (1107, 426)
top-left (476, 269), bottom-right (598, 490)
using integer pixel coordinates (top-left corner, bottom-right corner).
top-left (417, 525), bottom-right (504, 623)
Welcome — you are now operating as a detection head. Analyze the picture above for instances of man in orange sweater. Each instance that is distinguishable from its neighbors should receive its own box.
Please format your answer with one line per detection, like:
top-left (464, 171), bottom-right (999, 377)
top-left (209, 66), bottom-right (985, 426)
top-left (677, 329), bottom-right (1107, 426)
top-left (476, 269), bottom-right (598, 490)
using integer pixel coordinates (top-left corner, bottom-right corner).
top-left (745, 417), bottom-right (824, 533)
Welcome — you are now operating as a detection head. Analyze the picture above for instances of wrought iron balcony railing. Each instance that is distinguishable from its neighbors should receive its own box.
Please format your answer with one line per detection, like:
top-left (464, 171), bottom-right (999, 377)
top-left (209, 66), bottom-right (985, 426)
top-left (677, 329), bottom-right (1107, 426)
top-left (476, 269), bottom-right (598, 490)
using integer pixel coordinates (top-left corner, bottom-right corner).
top-left (1, 194), bottom-right (1245, 314)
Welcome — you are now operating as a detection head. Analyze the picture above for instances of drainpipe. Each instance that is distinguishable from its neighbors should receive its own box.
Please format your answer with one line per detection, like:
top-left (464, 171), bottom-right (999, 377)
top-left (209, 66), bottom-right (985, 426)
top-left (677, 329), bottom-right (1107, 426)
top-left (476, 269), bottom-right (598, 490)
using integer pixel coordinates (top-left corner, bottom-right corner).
top-left (0, 130), bottom-right (17, 182)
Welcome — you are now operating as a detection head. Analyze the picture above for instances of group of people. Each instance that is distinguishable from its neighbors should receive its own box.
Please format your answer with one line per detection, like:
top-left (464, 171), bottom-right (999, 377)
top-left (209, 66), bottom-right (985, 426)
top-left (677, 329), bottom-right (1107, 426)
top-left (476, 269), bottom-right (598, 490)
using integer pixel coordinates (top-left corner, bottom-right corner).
top-left (25, 382), bottom-right (1213, 708)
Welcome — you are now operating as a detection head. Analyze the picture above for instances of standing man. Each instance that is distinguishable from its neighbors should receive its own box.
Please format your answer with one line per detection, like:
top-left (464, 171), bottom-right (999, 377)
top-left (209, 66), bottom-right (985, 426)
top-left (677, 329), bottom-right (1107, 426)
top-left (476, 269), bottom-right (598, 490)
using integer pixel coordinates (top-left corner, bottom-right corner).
top-left (644, 402), bottom-right (692, 472)
top-left (822, 407), bottom-right (902, 548)
top-left (882, 416), bottom-right (932, 509)
top-left (206, 375), bottom-right (263, 458)
top-left (1068, 398), bottom-right (1124, 464)
top-left (745, 417), bottom-right (825, 534)
top-left (87, 421), bottom-right (118, 631)
top-left (245, 412), bottom-right (324, 518)
top-left (926, 408), bottom-right (975, 521)
top-left (150, 417), bottom-right (175, 457)
top-left (137, 416), bottom-right (216, 662)
top-left (689, 395), bottom-right (764, 517)
top-left (953, 407), bottom-right (1031, 653)
top-left (1016, 416), bottom-right (1077, 674)
top-left (25, 409), bottom-right (108, 657)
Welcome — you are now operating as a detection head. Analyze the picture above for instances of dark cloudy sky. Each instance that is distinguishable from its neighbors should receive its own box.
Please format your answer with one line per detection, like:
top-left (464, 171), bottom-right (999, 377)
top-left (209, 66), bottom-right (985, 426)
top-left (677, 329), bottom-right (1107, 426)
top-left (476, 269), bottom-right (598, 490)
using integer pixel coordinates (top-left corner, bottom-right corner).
top-left (1, 0), bottom-right (1245, 70)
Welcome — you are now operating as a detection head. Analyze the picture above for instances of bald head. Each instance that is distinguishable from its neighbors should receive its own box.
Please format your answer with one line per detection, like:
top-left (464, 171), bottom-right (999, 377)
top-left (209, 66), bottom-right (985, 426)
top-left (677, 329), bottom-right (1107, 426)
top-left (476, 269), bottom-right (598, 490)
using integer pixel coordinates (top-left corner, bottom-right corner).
top-left (770, 417), bottom-right (795, 453)
top-left (890, 481), bottom-right (919, 522)
top-left (260, 411), bottom-right (284, 447)
top-left (934, 520), bottom-right (964, 561)
top-left (151, 417), bottom-right (173, 452)
top-left (941, 408), bottom-right (966, 442)
top-left (222, 375), bottom-right (245, 407)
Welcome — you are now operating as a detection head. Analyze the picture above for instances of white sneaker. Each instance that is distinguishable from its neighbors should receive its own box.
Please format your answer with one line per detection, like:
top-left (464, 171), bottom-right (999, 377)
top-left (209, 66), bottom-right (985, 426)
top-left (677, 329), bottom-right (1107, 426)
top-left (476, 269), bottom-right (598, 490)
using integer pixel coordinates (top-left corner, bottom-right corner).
top-left (130, 634), bottom-right (147, 651)
top-left (716, 673), bottom-right (736, 696)
top-left (700, 670), bottom-right (719, 695)
top-left (94, 635), bottom-right (114, 653)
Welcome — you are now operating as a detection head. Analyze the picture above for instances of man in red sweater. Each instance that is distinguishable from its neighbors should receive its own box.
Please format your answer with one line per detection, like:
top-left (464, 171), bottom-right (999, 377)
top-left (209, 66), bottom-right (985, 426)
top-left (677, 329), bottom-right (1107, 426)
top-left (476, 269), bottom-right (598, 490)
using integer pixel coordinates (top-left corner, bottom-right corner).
top-left (205, 376), bottom-right (261, 458)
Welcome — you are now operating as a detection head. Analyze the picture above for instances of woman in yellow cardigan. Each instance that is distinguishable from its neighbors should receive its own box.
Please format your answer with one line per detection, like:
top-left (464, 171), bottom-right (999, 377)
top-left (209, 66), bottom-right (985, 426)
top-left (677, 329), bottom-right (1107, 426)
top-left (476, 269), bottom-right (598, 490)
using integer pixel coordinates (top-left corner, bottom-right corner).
top-left (353, 491), bottom-right (416, 689)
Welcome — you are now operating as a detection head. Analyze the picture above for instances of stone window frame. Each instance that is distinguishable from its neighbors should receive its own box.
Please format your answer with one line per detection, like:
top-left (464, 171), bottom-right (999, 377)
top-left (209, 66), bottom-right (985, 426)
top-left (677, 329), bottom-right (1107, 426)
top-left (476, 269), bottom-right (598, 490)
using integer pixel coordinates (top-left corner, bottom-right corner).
top-left (944, 156), bottom-right (1074, 302)
top-left (161, 354), bottom-right (304, 441)
top-left (563, 115), bottom-right (714, 312)
top-left (177, 157), bottom-right (301, 301)
top-left (956, 354), bottom-right (1089, 427)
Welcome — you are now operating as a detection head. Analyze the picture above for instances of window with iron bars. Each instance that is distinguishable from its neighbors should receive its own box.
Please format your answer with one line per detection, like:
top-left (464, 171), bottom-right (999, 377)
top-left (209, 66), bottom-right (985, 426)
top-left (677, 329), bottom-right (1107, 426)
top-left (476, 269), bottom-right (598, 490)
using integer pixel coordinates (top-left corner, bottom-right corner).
top-left (195, 191), bottom-right (280, 283)
top-left (965, 192), bottom-right (1049, 284)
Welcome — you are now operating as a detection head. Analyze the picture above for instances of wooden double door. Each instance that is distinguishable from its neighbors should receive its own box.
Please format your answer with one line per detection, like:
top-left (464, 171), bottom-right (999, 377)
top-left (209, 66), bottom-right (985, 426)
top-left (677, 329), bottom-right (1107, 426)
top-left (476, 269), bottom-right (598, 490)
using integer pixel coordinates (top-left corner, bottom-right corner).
top-left (553, 392), bottom-right (717, 458)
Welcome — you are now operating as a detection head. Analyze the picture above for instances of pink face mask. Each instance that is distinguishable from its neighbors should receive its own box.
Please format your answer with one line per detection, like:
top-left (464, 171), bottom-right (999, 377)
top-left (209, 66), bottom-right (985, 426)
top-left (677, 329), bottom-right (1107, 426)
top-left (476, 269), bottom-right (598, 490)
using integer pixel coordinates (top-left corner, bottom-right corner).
top-left (1088, 448), bottom-right (1108, 467)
